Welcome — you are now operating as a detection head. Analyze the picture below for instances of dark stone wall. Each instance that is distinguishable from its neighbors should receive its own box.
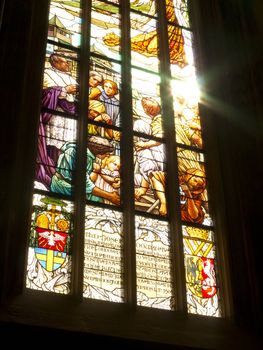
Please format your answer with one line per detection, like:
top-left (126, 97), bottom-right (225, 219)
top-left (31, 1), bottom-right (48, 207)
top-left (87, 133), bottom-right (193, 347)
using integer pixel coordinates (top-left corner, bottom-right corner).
top-left (194, 0), bottom-right (262, 332)
top-left (0, 0), bottom-right (49, 298)
top-left (0, 0), bottom-right (262, 347)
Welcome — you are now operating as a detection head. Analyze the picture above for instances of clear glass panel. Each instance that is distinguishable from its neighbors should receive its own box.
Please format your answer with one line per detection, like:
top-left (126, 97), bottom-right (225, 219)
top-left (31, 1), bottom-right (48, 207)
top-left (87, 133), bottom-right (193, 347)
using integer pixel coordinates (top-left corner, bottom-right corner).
top-left (177, 148), bottom-right (212, 226)
top-left (48, 0), bottom-right (81, 48)
top-left (26, 194), bottom-right (74, 294)
top-left (91, 1), bottom-right (121, 61)
top-left (83, 206), bottom-right (124, 302)
top-left (136, 215), bottom-right (173, 309)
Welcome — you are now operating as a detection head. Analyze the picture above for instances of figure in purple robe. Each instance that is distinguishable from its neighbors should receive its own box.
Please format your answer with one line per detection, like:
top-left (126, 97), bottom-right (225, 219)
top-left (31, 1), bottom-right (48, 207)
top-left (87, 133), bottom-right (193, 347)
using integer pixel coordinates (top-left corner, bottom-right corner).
top-left (36, 54), bottom-right (78, 189)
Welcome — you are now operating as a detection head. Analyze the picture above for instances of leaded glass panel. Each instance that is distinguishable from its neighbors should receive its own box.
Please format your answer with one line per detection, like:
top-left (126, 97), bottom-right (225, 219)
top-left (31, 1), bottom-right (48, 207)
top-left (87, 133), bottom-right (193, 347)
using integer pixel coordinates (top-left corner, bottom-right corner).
top-left (26, 0), bottom-right (222, 318)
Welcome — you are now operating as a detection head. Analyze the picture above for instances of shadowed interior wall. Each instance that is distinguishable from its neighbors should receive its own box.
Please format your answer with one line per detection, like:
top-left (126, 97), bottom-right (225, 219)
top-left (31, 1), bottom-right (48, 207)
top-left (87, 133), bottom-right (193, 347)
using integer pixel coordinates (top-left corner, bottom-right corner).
top-left (0, 0), bottom-right (262, 348)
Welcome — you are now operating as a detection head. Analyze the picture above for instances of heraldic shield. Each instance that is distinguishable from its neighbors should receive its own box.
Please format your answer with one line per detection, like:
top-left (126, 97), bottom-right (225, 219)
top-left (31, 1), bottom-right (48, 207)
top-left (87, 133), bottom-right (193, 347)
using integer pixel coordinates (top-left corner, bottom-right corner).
top-left (30, 196), bottom-right (72, 272)
top-left (185, 255), bottom-right (217, 299)
top-left (35, 248), bottom-right (67, 272)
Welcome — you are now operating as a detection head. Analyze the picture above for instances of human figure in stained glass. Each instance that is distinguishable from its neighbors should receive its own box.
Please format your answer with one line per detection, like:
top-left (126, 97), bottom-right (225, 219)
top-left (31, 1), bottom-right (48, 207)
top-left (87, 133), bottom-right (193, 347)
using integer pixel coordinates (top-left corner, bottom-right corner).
top-left (99, 79), bottom-right (120, 127)
top-left (90, 154), bottom-right (121, 204)
top-left (89, 70), bottom-right (103, 100)
top-left (179, 168), bottom-right (207, 224)
top-left (36, 54), bottom-right (78, 189)
top-left (134, 97), bottom-right (167, 216)
top-left (88, 100), bottom-right (117, 142)
top-left (50, 136), bottom-right (120, 205)
top-left (88, 100), bottom-right (112, 126)
top-left (43, 54), bottom-right (78, 108)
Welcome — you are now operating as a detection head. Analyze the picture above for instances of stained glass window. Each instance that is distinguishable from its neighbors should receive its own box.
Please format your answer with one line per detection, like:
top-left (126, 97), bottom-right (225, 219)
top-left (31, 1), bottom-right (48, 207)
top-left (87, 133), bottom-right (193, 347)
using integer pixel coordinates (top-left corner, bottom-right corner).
top-left (26, 0), bottom-right (221, 317)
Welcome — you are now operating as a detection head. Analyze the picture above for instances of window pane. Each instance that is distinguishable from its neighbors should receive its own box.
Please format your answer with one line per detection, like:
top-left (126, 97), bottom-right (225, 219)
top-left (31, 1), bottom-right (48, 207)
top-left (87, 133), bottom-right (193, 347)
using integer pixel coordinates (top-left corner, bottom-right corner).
top-left (136, 215), bottom-right (173, 310)
top-left (134, 136), bottom-right (166, 216)
top-left (182, 225), bottom-right (221, 316)
top-left (48, 0), bottom-right (82, 48)
top-left (132, 68), bottom-right (161, 128)
top-left (172, 81), bottom-right (202, 149)
top-left (177, 148), bottom-right (212, 226)
top-left (83, 206), bottom-right (124, 302)
top-left (86, 135), bottom-right (121, 206)
top-left (133, 96), bottom-right (163, 136)
top-left (26, 194), bottom-right (74, 294)
top-left (91, 1), bottom-right (121, 61)
top-left (42, 48), bottom-right (79, 115)
top-left (88, 58), bottom-right (121, 128)
top-left (166, 0), bottom-right (190, 28)
top-left (169, 29), bottom-right (194, 80)
top-left (36, 47), bottom-right (79, 193)
top-left (26, 0), bottom-right (223, 319)
top-left (130, 0), bottom-right (156, 16)
top-left (130, 15), bottom-right (159, 73)
top-left (35, 115), bottom-right (77, 193)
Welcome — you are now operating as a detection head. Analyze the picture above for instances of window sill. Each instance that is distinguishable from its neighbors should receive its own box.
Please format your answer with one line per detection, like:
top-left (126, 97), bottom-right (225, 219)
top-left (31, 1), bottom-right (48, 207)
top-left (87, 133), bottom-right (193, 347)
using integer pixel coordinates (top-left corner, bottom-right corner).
top-left (0, 291), bottom-right (260, 349)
